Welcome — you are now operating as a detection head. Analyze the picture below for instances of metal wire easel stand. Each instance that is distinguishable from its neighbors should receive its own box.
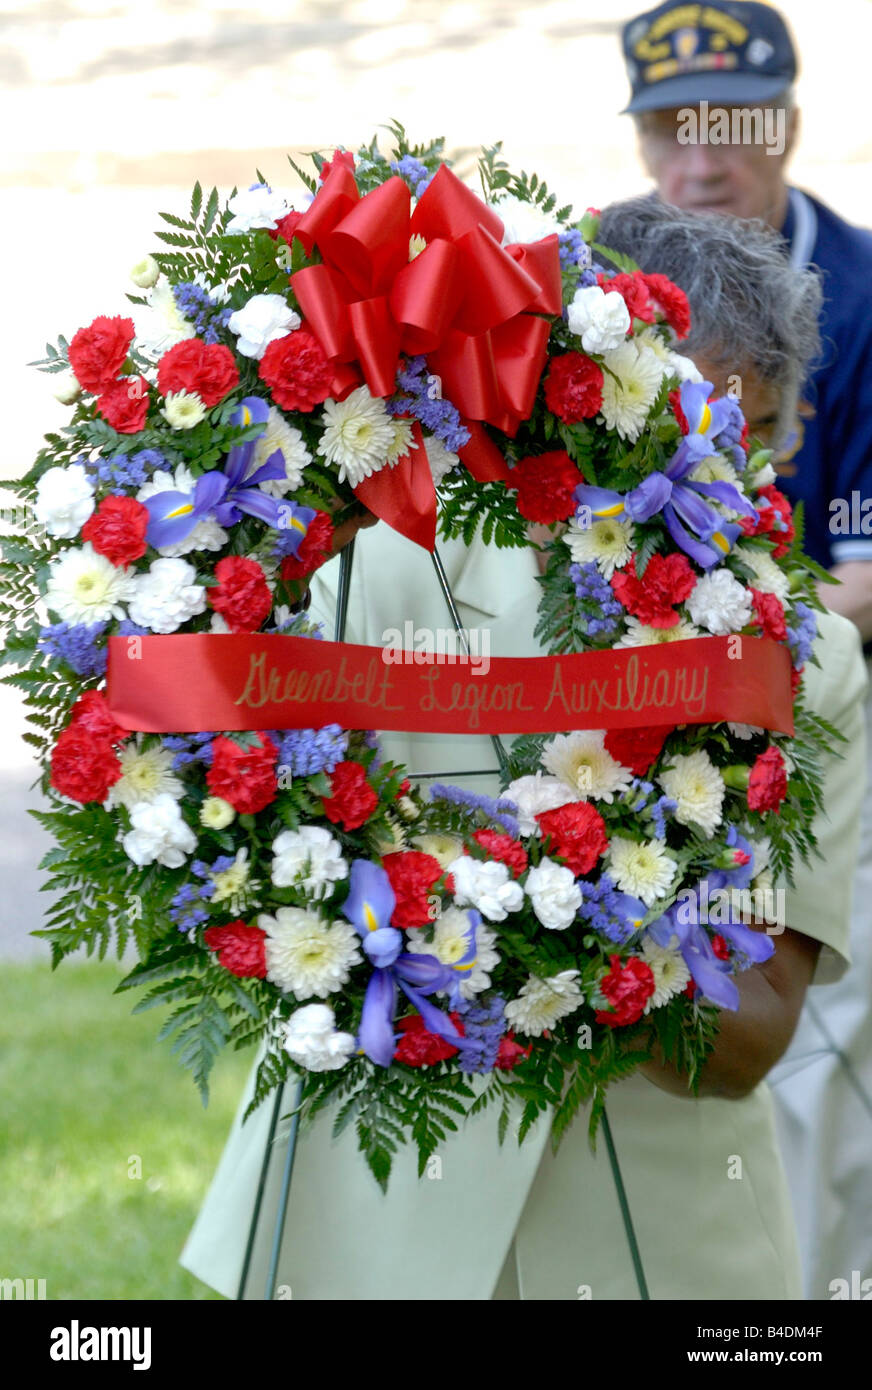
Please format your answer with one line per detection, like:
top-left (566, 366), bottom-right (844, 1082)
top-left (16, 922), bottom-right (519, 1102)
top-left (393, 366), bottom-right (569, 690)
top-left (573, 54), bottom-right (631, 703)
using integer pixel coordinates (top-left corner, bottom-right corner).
top-left (236, 540), bottom-right (650, 1301)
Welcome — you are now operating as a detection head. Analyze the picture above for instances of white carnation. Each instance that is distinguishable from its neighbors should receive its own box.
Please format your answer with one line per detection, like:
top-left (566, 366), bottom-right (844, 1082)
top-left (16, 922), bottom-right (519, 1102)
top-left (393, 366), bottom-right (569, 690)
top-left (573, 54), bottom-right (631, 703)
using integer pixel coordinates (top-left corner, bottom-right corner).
top-left (228, 293), bottom-right (300, 359)
top-left (494, 193), bottom-right (563, 246)
top-left (122, 793), bottom-right (197, 869)
top-left (566, 284), bottom-right (630, 354)
top-left (281, 1004), bottom-right (357, 1071)
top-left (687, 568), bottom-right (754, 636)
top-left (259, 907), bottom-right (362, 999)
top-left (270, 826), bottom-right (348, 899)
top-left (504, 969), bottom-right (584, 1037)
top-left (35, 463), bottom-right (95, 538)
top-left (45, 542), bottom-right (133, 623)
top-left (127, 557), bottom-right (206, 633)
top-left (225, 183), bottom-right (290, 234)
top-left (424, 435), bottom-right (460, 486)
top-left (524, 857), bottom-right (583, 930)
top-left (503, 772), bottom-right (577, 836)
top-left (659, 749), bottom-right (725, 838)
top-left (447, 854), bottom-right (524, 922)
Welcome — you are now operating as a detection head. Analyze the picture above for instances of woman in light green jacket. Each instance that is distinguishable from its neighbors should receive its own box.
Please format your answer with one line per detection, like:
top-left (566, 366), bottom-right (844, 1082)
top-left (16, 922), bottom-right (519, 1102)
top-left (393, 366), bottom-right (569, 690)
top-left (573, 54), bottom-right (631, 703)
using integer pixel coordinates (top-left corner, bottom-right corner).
top-left (180, 201), bottom-right (868, 1300)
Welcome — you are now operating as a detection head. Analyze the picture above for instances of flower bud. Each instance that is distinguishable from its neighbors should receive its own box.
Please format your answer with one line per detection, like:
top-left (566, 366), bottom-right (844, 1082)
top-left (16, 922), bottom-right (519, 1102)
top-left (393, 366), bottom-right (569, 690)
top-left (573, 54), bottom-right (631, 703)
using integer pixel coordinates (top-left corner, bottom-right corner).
top-left (200, 797), bottom-right (236, 830)
top-left (130, 255), bottom-right (160, 289)
top-left (52, 369), bottom-right (82, 405)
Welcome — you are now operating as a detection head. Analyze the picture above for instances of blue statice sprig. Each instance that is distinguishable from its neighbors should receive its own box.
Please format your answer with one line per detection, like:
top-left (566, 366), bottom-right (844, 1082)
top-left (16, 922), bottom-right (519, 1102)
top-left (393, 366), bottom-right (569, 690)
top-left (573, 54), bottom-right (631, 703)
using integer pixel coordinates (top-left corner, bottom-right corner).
top-left (388, 355), bottom-right (470, 454)
top-left (569, 562), bottom-right (624, 645)
top-left (277, 725), bottom-right (348, 777)
top-left (162, 732), bottom-right (215, 772)
top-left (558, 229), bottom-right (592, 272)
top-left (455, 993), bottom-right (506, 1073)
top-left (622, 778), bottom-right (677, 838)
top-left (172, 282), bottom-right (234, 344)
top-left (578, 875), bottom-right (643, 945)
top-left (38, 620), bottom-right (107, 679)
top-left (81, 448), bottom-right (168, 494)
top-left (786, 601), bottom-right (817, 670)
top-left (428, 783), bottom-right (520, 837)
top-left (390, 154), bottom-right (433, 198)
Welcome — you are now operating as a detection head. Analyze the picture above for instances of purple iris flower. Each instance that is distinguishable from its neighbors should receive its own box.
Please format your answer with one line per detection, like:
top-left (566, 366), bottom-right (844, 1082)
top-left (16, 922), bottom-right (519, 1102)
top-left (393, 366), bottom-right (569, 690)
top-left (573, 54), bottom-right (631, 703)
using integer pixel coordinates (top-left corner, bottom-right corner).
top-left (142, 396), bottom-right (316, 550)
top-left (573, 380), bottom-right (758, 569)
top-left (341, 860), bottom-right (463, 1066)
top-left (648, 870), bottom-right (774, 1011)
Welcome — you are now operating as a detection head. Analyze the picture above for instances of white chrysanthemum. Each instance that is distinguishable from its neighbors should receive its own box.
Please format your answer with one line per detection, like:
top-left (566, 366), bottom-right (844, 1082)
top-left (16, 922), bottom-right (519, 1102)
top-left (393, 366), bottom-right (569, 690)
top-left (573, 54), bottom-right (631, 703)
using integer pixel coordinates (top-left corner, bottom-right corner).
top-left (249, 406), bottom-right (312, 495)
top-left (659, 749), bottom-right (725, 837)
top-left (503, 772), bottom-right (577, 836)
top-left (542, 730), bottom-right (633, 803)
top-left (616, 616), bottom-right (702, 647)
top-left (259, 907), bottom-right (362, 999)
top-left (563, 515), bottom-right (634, 580)
top-left (122, 793), bottom-right (197, 869)
top-left (136, 466), bottom-right (229, 557)
top-left (225, 184), bottom-right (290, 234)
top-left (608, 836), bottom-right (677, 906)
top-left (52, 370), bottom-right (83, 405)
top-left (228, 293), bottom-right (300, 359)
top-left (385, 417), bottom-right (418, 466)
top-left (411, 832), bottom-right (464, 870)
top-left (447, 854), bottom-right (524, 922)
top-left (270, 826), bottom-right (348, 900)
top-left (524, 857), bottom-right (583, 931)
top-left (45, 543), bottom-right (133, 623)
top-left (408, 232), bottom-right (428, 261)
top-left (687, 568), bottom-right (753, 636)
top-left (424, 434), bottom-right (460, 487)
top-left (318, 385), bottom-right (395, 487)
top-left (504, 969), bottom-right (584, 1037)
top-left (406, 906), bottom-right (500, 999)
top-left (566, 284), bottom-right (630, 354)
top-left (640, 935), bottom-right (690, 1011)
top-left (200, 796), bottom-right (235, 829)
top-left (689, 455), bottom-right (740, 489)
top-left (210, 848), bottom-right (251, 905)
top-left (599, 341), bottom-right (664, 442)
top-left (734, 543), bottom-right (790, 601)
top-left (633, 327), bottom-right (702, 383)
top-left (127, 557), bottom-right (206, 633)
top-left (162, 389), bottom-right (207, 430)
top-left (106, 741), bottom-right (184, 810)
top-left (281, 1003), bottom-right (357, 1071)
top-left (134, 276), bottom-right (197, 357)
top-left (34, 463), bottom-right (95, 538)
top-left (494, 193), bottom-right (563, 246)
top-left (727, 721), bottom-right (764, 739)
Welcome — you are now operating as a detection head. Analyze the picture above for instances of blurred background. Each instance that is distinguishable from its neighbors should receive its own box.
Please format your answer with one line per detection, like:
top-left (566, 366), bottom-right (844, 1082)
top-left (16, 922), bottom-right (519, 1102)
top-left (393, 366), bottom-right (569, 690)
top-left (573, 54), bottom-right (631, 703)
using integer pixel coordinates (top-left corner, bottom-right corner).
top-left (1, 0), bottom-right (871, 1298)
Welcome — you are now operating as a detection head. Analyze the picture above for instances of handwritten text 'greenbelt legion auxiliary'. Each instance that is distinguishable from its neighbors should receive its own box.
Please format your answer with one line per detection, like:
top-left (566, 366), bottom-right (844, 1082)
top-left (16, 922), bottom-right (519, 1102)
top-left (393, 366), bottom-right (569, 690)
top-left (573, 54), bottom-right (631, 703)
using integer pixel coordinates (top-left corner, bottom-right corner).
top-left (234, 649), bottom-right (712, 730)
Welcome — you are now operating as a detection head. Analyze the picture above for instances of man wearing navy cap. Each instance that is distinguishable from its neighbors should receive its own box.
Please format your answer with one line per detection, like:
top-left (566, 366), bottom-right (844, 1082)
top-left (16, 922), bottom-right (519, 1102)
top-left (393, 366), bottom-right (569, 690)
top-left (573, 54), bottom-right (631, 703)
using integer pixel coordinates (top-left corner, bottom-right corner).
top-left (620, 0), bottom-right (872, 1303)
top-left (622, 0), bottom-right (872, 639)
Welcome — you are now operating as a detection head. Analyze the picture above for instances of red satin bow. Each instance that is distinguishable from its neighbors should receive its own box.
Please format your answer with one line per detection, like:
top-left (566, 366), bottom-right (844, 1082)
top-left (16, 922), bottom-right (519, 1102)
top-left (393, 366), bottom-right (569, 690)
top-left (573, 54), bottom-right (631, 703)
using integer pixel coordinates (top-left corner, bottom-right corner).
top-left (289, 163), bottom-right (562, 548)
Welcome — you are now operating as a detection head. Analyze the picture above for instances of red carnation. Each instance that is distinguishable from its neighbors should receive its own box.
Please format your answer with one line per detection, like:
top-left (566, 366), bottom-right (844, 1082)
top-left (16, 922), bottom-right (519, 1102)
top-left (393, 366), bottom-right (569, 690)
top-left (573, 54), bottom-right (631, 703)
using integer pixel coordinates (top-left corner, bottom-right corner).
top-left (96, 375), bottom-right (150, 434)
top-left (471, 828), bottom-right (528, 878)
top-left (599, 271), bottom-right (655, 327)
top-left (208, 555), bottom-right (273, 633)
top-left (791, 666), bottom-right (803, 701)
top-left (68, 315), bottom-right (135, 393)
top-left (544, 352), bottom-right (604, 424)
top-left (595, 954), bottom-right (656, 1027)
top-left (321, 760), bottom-right (378, 831)
top-left (669, 387), bottom-right (690, 435)
top-left (157, 339), bottom-right (239, 407)
top-left (206, 733), bottom-right (278, 814)
top-left (536, 800), bottom-right (609, 876)
top-left (747, 746), bottom-right (788, 814)
top-left (259, 330), bottom-right (333, 412)
top-left (740, 484), bottom-right (795, 559)
top-left (320, 150), bottom-right (356, 181)
top-left (494, 1031), bottom-right (533, 1070)
top-left (280, 509), bottom-right (334, 583)
top-left (381, 850), bottom-right (445, 928)
top-left (393, 1011), bottom-right (463, 1066)
top-left (511, 450), bottom-right (585, 524)
top-left (80, 495), bottom-right (149, 566)
top-left (611, 551), bottom-right (696, 628)
top-left (604, 725), bottom-right (673, 776)
top-left (68, 689), bottom-right (127, 744)
top-left (711, 933), bottom-right (731, 962)
top-left (204, 921), bottom-right (268, 978)
top-left (641, 272), bottom-right (691, 340)
top-left (272, 209), bottom-right (303, 245)
top-left (750, 588), bottom-right (788, 643)
top-left (50, 725), bottom-right (122, 803)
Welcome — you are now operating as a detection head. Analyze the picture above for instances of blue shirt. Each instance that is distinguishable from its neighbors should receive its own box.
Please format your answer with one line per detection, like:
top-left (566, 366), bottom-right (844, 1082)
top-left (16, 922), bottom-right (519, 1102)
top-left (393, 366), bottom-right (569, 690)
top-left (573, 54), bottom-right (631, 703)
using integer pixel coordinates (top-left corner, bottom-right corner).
top-left (776, 189), bottom-right (872, 569)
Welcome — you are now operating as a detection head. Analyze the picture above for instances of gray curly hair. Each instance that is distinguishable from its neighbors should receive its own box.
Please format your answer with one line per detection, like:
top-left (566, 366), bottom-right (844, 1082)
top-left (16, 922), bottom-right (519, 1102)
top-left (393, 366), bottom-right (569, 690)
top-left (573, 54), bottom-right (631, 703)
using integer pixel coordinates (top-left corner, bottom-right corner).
top-left (596, 195), bottom-right (822, 447)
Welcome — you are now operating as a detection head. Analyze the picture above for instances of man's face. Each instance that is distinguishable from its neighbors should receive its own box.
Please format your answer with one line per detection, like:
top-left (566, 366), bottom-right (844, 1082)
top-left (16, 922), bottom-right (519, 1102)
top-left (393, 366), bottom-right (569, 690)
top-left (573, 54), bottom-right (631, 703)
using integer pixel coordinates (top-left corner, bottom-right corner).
top-left (636, 104), bottom-right (797, 225)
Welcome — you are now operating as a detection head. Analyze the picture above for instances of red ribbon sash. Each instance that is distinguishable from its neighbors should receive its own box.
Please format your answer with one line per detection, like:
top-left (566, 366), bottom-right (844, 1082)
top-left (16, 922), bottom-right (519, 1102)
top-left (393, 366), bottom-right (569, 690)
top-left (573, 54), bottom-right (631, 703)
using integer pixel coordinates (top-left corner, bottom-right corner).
top-left (106, 634), bottom-right (794, 737)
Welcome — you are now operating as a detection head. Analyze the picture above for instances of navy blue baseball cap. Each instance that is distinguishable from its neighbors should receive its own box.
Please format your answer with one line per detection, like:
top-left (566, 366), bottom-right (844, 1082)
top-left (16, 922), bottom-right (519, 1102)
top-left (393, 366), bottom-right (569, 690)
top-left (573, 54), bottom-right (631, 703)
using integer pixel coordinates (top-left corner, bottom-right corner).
top-left (622, 2), bottom-right (798, 114)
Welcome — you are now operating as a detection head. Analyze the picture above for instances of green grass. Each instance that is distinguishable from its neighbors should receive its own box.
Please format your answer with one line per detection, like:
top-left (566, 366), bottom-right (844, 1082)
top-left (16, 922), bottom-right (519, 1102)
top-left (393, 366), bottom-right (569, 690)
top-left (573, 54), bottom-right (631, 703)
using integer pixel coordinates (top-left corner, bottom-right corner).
top-left (0, 958), bottom-right (253, 1299)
